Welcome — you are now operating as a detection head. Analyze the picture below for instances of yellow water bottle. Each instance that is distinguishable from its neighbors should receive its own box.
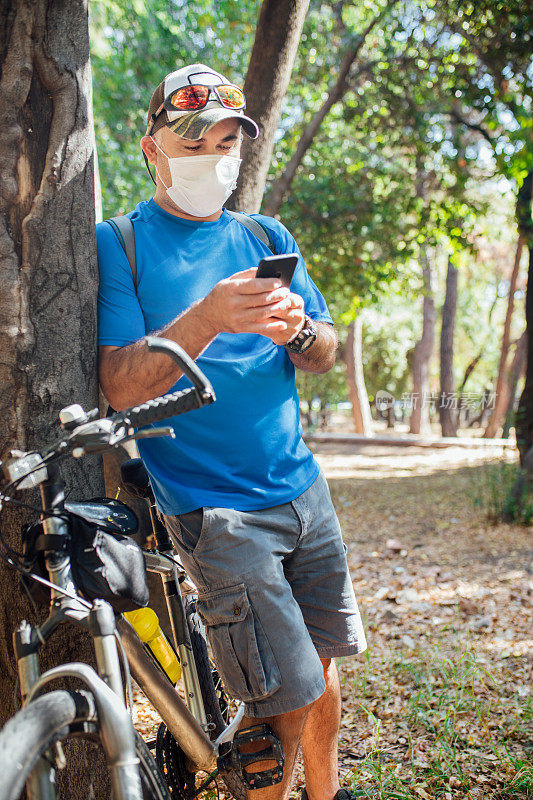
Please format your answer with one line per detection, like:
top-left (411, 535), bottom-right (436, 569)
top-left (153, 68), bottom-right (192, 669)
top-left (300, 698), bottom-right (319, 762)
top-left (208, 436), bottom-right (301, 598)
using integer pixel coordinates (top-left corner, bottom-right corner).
top-left (124, 607), bottom-right (181, 684)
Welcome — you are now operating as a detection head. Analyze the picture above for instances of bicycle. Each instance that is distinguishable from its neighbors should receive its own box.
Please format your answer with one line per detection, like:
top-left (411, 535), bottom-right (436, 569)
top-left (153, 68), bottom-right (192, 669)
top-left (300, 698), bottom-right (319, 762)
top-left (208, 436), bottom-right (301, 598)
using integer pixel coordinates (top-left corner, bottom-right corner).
top-left (0, 336), bottom-right (284, 800)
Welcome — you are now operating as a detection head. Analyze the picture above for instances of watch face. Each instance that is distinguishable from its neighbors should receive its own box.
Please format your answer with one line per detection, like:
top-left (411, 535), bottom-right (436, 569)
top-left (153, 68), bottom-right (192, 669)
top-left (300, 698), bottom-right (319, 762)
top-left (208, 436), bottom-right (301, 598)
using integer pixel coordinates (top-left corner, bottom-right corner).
top-left (298, 335), bottom-right (315, 352)
top-left (286, 321), bottom-right (317, 353)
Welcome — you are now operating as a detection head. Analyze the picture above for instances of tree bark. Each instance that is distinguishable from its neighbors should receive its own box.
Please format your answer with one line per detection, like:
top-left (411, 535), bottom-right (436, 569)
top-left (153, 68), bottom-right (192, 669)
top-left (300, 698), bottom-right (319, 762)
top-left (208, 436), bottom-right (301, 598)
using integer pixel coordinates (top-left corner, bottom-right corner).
top-left (344, 317), bottom-right (373, 436)
top-left (514, 170), bottom-right (533, 469)
top-left (502, 330), bottom-right (527, 439)
top-left (409, 247), bottom-right (436, 435)
top-left (0, 0), bottom-right (104, 792)
top-left (227, 0), bottom-right (310, 214)
top-left (439, 256), bottom-right (459, 437)
top-left (509, 169), bottom-right (533, 518)
top-left (484, 236), bottom-right (523, 437)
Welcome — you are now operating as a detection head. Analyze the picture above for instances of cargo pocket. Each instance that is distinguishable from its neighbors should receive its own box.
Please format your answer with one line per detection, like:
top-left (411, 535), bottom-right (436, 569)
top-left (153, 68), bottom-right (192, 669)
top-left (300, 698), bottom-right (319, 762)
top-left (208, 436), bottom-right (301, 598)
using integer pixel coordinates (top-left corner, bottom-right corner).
top-left (197, 583), bottom-right (282, 703)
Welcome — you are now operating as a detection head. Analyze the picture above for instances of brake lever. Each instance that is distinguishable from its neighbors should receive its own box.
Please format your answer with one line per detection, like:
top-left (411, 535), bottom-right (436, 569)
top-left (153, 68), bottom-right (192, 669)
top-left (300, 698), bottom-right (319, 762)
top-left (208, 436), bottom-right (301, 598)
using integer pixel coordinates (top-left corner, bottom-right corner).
top-left (117, 427), bottom-right (175, 446)
top-left (145, 336), bottom-right (214, 399)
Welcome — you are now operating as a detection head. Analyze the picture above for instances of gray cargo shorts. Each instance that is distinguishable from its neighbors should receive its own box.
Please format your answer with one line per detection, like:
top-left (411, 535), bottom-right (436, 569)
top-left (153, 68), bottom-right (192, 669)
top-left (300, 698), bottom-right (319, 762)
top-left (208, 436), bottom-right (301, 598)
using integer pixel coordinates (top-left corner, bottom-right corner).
top-left (162, 469), bottom-right (367, 717)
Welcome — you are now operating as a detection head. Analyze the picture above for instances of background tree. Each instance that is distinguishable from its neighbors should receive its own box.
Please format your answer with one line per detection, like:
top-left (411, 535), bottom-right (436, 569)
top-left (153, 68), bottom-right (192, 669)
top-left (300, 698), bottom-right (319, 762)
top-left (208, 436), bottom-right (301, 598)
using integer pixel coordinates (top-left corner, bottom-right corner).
top-left (228, 0), bottom-right (311, 213)
top-left (435, 0), bottom-right (532, 452)
top-left (483, 237), bottom-right (524, 437)
top-left (345, 316), bottom-right (374, 435)
top-left (439, 257), bottom-right (459, 436)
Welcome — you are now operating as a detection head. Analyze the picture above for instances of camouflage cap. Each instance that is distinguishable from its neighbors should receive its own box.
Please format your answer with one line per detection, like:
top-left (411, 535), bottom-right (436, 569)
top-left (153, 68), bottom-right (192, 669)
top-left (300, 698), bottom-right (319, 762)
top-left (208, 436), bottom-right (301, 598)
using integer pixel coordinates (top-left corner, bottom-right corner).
top-left (146, 63), bottom-right (258, 140)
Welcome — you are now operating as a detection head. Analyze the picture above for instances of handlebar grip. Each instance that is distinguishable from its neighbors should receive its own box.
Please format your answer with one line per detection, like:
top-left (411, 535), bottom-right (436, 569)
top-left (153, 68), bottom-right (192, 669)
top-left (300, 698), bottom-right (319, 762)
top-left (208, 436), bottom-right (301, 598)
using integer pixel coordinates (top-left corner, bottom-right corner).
top-left (114, 386), bottom-right (214, 429)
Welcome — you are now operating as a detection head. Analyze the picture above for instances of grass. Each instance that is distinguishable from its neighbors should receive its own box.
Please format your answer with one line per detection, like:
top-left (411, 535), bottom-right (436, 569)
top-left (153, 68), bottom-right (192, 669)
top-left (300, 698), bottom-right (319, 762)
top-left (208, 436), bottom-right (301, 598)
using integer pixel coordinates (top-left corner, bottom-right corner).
top-left (337, 644), bottom-right (533, 799)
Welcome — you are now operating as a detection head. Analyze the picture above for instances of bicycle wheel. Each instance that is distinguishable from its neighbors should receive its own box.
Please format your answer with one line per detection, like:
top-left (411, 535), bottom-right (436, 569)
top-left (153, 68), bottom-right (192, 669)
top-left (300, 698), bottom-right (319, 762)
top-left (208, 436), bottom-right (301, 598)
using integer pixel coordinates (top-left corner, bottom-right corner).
top-left (186, 597), bottom-right (241, 735)
top-left (0, 689), bottom-right (171, 800)
top-left (187, 598), bottom-right (246, 800)
top-left (156, 599), bottom-right (246, 800)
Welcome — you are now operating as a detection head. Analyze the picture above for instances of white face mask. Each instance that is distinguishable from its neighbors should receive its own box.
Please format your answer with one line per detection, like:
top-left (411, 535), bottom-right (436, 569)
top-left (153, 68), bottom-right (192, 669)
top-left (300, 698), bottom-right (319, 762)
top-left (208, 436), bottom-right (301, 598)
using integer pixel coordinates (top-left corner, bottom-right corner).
top-left (151, 137), bottom-right (241, 218)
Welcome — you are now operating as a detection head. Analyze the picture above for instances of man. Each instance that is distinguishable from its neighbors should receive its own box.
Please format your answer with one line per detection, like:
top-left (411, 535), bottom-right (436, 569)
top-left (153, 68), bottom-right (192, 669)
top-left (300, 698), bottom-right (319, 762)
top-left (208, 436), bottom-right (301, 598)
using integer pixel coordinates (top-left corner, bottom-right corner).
top-left (97, 63), bottom-right (367, 800)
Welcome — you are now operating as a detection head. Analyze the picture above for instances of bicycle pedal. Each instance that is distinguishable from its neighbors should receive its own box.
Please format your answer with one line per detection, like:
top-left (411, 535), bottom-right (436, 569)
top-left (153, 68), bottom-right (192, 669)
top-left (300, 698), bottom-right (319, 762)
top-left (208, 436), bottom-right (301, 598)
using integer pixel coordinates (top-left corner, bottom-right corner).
top-left (217, 723), bottom-right (284, 790)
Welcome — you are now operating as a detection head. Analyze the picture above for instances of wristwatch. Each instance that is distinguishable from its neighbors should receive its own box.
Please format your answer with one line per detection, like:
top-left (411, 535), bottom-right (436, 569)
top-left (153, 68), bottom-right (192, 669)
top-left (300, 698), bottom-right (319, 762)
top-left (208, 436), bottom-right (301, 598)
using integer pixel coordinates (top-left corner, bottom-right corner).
top-left (284, 315), bottom-right (317, 354)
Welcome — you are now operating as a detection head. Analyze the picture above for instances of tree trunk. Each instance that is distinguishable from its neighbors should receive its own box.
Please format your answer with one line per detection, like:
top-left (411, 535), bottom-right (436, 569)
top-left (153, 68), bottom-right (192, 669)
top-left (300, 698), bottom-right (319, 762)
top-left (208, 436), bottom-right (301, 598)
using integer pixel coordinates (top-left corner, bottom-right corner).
top-left (510, 169), bottom-right (533, 517)
top-left (514, 171), bottom-right (533, 465)
top-left (93, 127), bottom-right (103, 223)
top-left (227, 0), bottom-right (310, 214)
top-left (410, 247), bottom-right (436, 435)
top-left (344, 317), bottom-right (373, 436)
top-left (0, 0), bottom-right (105, 793)
top-left (502, 330), bottom-right (527, 439)
top-left (484, 236), bottom-right (523, 437)
top-left (439, 256), bottom-right (459, 437)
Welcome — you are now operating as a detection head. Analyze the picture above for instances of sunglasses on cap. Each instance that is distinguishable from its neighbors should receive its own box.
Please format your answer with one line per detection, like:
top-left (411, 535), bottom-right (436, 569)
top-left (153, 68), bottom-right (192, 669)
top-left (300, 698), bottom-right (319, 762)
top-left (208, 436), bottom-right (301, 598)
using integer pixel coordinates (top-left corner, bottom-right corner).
top-left (156, 83), bottom-right (246, 117)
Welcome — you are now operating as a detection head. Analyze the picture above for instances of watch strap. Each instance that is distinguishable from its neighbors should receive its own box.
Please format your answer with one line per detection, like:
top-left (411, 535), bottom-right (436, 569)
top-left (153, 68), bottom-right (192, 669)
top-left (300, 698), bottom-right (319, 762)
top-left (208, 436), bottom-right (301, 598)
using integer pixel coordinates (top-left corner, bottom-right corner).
top-left (284, 315), bottom-right (317, 354)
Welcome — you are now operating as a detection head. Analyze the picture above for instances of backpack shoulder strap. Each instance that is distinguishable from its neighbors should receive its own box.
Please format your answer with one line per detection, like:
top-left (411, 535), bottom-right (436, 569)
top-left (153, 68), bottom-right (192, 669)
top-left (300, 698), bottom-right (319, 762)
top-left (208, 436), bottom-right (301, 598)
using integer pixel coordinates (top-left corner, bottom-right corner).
top-left (227, 210), bottom-right (276, 254)
top-left (106, 215), bottom-right (137, 290)
top-left (106, 211), bottom-right (276, 287)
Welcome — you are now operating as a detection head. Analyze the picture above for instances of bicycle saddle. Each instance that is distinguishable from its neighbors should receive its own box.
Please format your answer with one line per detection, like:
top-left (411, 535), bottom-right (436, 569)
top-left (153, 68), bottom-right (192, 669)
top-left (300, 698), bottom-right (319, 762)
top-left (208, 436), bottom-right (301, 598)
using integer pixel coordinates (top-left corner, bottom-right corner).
top-left (120, 458), bottom-right (153, 501)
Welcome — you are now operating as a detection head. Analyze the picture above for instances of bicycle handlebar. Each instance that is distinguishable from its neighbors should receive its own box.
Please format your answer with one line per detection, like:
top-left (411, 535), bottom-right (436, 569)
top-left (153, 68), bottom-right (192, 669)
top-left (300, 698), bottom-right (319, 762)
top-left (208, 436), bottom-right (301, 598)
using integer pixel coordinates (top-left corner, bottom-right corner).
top-left (144, 336), bottom-right (213, 398)
top-left (113, 386), bottom-right (206, 429)
top-left (111, 337), bottom-right (215, 428)
top-left (1, 338), bottom-right (216, 489)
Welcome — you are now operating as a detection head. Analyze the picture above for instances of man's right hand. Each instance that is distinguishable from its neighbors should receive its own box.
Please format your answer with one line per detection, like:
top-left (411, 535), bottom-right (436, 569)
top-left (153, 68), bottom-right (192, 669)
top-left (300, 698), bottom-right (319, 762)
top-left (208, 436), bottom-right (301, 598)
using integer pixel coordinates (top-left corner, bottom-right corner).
top-left (99, 268), bottom-right (294, 411)
top-left (198, 267), bottom-right (293, 339)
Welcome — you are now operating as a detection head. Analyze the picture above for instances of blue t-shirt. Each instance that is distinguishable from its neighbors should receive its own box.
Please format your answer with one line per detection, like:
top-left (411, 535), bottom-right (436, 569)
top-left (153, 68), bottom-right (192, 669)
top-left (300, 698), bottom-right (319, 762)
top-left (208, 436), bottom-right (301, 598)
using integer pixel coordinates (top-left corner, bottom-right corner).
top-left (97, 199), bottom-right (333, 515)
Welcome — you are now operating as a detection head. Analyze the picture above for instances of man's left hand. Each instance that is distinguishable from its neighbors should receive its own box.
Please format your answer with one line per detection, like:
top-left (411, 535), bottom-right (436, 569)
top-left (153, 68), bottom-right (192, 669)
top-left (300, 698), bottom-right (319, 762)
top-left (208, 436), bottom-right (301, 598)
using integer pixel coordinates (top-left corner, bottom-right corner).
top-left (268, 292), bottom-right (305, 346)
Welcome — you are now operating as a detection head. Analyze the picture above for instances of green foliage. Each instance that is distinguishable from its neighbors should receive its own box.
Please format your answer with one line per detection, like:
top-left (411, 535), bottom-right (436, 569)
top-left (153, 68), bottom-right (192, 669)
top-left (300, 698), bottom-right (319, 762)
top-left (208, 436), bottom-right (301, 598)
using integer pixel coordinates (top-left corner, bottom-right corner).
top-left (438, 0), bottom-right (532, 185)
top-left (296, 361), bottom-right (348, 411)
top-left (90, 0), bottom-right (258, 218)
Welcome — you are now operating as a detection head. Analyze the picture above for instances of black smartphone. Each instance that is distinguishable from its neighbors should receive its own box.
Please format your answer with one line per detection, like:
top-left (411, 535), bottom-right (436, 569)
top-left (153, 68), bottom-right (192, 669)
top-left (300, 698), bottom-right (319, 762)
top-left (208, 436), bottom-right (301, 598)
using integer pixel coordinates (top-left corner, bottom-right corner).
top-left (255, 254), bottom-right (298, 288)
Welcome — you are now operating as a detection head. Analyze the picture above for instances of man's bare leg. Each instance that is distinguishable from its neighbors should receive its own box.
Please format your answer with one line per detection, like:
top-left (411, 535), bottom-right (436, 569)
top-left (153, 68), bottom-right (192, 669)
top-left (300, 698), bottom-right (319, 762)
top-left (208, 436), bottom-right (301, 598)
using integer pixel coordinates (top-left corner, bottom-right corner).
top-left (240, 704), bottom-right (311, 800)
top-left (300, 658), bottom-right (342, 800)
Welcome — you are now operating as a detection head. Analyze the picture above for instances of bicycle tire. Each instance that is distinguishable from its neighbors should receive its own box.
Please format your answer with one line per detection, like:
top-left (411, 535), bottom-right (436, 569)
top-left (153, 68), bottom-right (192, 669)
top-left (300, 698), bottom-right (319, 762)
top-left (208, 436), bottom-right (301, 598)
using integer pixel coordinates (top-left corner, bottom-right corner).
top-left (0, 689), bottom-right (171, 800)
top-left (156, 600), bottom-right (246, 800)
top-left (186, 599), bottom-right (247, 800)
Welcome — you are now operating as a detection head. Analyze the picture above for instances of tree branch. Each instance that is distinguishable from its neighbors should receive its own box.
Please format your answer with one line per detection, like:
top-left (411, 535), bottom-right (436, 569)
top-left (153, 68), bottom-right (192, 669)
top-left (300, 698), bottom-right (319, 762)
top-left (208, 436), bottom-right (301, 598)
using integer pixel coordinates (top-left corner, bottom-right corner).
top-left (262, 0), bottom-right (400, 217)
top-left (449, 108), bottom-right (494, 145)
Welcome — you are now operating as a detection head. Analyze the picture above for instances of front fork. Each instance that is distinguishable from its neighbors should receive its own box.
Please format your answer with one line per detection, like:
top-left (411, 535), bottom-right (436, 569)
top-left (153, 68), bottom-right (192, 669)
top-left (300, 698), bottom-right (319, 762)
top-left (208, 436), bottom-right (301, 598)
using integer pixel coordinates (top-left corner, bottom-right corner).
top-left (14, 600), bottom-right (130, 800)
top-left (15, 623), bottom-right (54, 800)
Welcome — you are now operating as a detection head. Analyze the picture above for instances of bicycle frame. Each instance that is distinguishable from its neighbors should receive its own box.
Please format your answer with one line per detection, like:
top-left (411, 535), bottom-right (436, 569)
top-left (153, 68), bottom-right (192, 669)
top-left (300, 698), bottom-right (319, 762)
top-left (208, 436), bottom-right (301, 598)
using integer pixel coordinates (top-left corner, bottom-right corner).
top-left (1, 339), bottom-right (282, 799)
top-left (121, 498), bottom-right (244, 764)
top-left (143, 541), bottom-right (207, 725)
top-left (13, 465), bottom-right (220, 800)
